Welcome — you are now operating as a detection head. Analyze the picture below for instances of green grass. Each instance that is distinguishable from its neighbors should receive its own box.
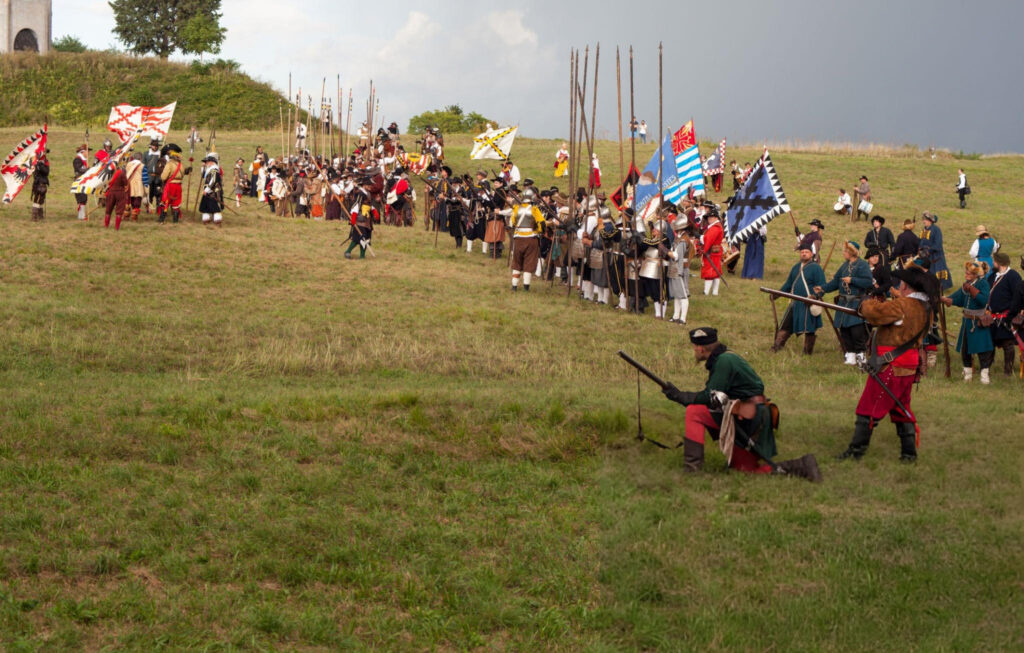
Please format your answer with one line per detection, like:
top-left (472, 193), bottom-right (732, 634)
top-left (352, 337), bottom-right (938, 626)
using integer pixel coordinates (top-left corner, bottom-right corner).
top-left (0, 127), bottom-right (1022, 650)
top-left (0, 52), bottom-right (306, 131)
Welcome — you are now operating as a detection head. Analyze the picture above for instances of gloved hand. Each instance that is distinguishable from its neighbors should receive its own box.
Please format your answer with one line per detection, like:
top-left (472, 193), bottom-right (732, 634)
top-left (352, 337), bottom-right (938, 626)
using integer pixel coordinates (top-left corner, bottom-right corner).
top-left (662, 382), bottom-right (697, 405)
top-left (794, 226), bottom-right (801, 237)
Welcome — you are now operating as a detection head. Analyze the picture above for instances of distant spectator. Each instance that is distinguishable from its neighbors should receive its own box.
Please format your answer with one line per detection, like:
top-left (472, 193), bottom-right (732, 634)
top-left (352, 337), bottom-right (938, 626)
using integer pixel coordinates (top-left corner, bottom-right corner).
top-left (956, 168), bottom-right (969, 209)
top-left (639, 120), bottom-right (648, 144)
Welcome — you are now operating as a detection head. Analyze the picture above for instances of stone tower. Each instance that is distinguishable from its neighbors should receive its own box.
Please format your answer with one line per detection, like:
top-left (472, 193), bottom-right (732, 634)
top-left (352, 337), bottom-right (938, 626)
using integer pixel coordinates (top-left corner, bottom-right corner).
top-left (0, 0), bottom-right (52, 54)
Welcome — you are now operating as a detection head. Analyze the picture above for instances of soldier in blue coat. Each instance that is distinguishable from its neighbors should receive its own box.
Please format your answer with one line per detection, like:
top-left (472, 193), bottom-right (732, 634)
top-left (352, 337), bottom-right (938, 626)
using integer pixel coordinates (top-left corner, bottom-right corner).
top-left (986, 252), bottom-right (1023, 375)
top-left (816, 241), bottom-right (874, 365)
top-left (771, 244), bottom-right (826, 354)
top-left (920, 212), bottom-right (953, 291)
top-left (942, 261), bottom-right (994, 383)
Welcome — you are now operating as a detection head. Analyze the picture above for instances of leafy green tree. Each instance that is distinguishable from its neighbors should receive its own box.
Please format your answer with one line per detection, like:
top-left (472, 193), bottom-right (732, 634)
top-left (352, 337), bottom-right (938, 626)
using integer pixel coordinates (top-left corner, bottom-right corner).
top-left (408, 106), bottom-right (497, 134)
top-left (108, 0), bottom-right (226, 59)
top-left (52, 35), bottom-right (87, 53)
top-left (179, 14), bottom-right (226, 62)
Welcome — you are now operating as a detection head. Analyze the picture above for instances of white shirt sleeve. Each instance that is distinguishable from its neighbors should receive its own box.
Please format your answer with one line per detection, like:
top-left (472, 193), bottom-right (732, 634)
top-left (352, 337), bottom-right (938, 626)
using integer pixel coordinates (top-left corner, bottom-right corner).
top-left (969, 239), bottom-right (979, 259)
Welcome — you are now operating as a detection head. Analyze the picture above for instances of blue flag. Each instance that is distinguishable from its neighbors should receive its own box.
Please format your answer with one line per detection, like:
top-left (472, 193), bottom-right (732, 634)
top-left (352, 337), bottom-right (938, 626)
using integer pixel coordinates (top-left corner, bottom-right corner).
top-left (724, 151), bottom-right (790, 246)
top-left (632, 132), bottom-right (678, 219)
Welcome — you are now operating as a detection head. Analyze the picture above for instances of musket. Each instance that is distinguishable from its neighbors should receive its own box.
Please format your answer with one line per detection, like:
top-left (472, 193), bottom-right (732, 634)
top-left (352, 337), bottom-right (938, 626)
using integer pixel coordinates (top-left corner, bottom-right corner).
top-left (821, 239), bottom-right (838, 273)
top-left (759, 287), bottom-right (859, 316)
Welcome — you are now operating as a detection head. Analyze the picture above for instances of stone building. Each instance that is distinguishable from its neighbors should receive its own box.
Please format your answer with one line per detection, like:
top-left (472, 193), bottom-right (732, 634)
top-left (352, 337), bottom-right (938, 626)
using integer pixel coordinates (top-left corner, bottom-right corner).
top-left (0, 0), bottom-right (52, 54)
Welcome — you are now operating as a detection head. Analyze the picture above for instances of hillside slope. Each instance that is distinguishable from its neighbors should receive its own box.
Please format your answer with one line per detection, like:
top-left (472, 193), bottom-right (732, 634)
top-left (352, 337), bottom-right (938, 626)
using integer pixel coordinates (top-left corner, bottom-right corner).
top-left (0, 51), bottom-right (295, 131)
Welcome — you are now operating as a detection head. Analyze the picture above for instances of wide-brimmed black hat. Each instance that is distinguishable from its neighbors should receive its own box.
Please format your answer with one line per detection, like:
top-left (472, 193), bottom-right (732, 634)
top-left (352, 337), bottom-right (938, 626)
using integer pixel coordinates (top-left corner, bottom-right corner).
top-left (892, 266), bottom-right (939, 300)
top-left (809, 219), bottom-right (825, 229)
top-left (871, 215), bottom-right (885, 225)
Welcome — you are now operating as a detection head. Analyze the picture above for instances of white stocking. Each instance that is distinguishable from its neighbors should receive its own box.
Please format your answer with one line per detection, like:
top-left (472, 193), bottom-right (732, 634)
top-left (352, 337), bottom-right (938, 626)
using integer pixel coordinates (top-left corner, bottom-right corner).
top-left (712, 278), bottom-right (721, 295)
top-left (679, 298), bottom-right (690, 323)
top-left (703, 280), bottom-right (712, 295)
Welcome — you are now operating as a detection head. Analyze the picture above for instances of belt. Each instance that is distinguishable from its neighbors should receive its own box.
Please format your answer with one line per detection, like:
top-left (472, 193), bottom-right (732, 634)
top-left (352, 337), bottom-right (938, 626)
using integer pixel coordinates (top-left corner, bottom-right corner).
top-left (963, 308), bottom-right (987, 318)
top-left (991, 311), bottom-right (1010, 319)
top-left (732, 395), bottom-right (766, 420)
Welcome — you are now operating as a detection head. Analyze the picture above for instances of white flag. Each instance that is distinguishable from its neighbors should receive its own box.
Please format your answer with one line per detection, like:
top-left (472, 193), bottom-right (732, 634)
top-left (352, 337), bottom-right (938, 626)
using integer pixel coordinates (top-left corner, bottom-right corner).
top-left (71, 127), bottom-right (145, 195)
top-left (107, 102), bottom-right (177, 141)
top-left (470, 125), bottom-right (518, 160)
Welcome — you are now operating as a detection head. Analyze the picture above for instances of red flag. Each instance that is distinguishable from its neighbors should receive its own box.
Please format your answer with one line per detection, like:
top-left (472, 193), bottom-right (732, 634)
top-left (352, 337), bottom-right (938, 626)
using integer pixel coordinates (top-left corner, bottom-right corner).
top-left (672, 121), bottom-right (696, 155)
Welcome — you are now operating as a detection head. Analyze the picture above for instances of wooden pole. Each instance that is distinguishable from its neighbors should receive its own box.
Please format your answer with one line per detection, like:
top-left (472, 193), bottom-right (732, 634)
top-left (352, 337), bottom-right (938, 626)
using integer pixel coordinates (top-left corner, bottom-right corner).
top-left (337, 75), bottom-right (342, 159)
top-left (939, 303), bottom-right (952, 378)
top-left (658, 41), bottom-right (663, 203)
top-left (616, 47), bottom-right (624, 194)
top-left (588, 42), bottom-right (599, 185)
top-left (279, 100), bottom-right (285, 159)
top-left (344, 89), bottom-right (352, 159)
top-left (629, 45), bottom-right (639, 311)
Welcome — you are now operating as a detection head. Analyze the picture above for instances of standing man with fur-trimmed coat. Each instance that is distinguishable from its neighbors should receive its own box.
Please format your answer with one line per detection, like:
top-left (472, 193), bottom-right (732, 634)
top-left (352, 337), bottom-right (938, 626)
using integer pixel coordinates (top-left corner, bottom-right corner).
top-left (198, 153), bottom-right (224, 226)
top-left (837, 267), bottom-right (939, 463)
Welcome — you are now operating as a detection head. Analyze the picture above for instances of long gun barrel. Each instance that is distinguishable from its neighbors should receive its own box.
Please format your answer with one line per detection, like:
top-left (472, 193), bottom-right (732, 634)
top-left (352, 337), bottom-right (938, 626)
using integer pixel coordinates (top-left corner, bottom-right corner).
top-left (617, 351), bottom-right (668, 389)
top-left (759, 286), bottom-right (860, 316)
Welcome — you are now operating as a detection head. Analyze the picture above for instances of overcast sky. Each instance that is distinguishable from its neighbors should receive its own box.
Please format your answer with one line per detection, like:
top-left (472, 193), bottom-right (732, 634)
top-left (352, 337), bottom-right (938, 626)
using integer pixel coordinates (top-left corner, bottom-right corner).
top-left (56, 0), bottom-right (1024, 153)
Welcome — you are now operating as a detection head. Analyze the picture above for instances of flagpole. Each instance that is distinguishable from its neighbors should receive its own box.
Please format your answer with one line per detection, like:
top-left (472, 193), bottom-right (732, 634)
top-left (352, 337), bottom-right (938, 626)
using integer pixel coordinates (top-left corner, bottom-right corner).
top-left (337, 75), bottom-right (342, 159)
top-left (658, 41), bottom-right (663, 204)
top-left (629, 45), bottom-right (639, 311)
top-left (573, 46), bottom-right (588, 199)
top-left (588, 43), bottom-right (599, 190)
top-left (616, 47), bottom-right (624, 197)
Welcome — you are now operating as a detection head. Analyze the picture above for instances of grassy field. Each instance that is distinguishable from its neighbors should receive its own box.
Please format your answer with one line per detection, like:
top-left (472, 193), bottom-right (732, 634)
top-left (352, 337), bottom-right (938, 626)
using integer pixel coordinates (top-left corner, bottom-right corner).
top-left (0, 127), bottom-right (1022, 650)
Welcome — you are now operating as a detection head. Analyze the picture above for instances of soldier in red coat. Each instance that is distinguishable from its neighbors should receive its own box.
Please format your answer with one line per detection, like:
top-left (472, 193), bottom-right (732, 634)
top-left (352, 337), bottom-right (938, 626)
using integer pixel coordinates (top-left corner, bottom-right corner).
top-left (701, 209), bottom-right (724, 295)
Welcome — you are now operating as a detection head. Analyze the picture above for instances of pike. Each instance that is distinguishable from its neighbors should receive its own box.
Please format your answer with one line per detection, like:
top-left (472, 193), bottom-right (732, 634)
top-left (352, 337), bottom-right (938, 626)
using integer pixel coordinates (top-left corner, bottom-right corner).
top-left (183, 129), bottom-right (196, 221)
top-left (617, 351), bottom-right (780, 470)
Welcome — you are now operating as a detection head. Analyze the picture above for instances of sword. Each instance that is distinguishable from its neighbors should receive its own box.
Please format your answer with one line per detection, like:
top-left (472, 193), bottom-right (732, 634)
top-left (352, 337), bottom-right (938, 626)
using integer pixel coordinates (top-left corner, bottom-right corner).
top-left (701, 249), bottom-right (729, 288)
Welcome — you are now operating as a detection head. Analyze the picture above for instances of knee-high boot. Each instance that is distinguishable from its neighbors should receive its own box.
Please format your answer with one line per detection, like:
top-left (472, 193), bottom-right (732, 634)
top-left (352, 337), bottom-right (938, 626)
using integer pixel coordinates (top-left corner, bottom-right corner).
top-left (803, 333), bottom-right (817, 355)
top-left (895, 421), bottom-right (917, 463)
top-left (683, 439), bottom-right (704, 472)
top-left (770, 330), bottom-right (791, 352)
top-left (1003, 342), bottom-right (1016, 376)
top-left (837, 414), bottom-right (873, 460)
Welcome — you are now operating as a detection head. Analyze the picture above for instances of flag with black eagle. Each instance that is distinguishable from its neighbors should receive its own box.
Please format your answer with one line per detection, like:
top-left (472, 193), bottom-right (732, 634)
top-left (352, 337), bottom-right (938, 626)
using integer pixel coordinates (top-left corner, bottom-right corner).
top-left (724, 151), bottom-right (790, 246)
top-left (1, 124), bottom-right (48, 205)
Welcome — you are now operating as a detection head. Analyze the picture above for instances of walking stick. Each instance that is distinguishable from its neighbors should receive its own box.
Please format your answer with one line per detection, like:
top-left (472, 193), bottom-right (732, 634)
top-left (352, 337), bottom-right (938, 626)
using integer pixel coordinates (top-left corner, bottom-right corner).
top-left (770, 295), bottom-right (780, 334)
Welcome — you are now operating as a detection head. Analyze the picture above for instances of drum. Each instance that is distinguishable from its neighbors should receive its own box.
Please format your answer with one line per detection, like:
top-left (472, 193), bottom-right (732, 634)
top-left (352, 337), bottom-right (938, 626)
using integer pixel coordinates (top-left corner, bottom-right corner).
top-left (833, 201), bottom-right (845, 213)
top-left (858, 200), bottom-right (873, 214)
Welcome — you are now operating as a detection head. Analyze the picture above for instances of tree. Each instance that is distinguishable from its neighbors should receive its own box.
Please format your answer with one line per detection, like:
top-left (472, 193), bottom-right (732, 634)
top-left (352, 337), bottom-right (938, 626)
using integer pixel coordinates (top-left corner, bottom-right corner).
top-left (108, 0), bottom-right (226, 60)
top-left (52, 35), bottom-right (87, 53)
top-left (408, 106), bottom-right (497, 134)
top-left (179, 14), bottom-right (226, 62)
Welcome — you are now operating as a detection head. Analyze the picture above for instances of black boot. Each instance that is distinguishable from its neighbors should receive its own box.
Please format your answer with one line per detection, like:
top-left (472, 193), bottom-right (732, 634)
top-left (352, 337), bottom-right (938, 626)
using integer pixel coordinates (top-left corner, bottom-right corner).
top-left (803, 333), bottom-right (816, 355)
top-left (896, 421), bottom-right (917, 463)
top-left (770, 330), bottom-right (791, 352)
top-left (837, 414), bottom-right (873, 460)
top-left (683, 439), bottom-right (704, 472)
top-left (172, 209), bottom-right (180, 223)
top-left (158, 211), bottom-right (166, 223)
top-left (776, 454), bottom-right (823, 482)
top-left (1003, 343), bottom-right (1016, 376)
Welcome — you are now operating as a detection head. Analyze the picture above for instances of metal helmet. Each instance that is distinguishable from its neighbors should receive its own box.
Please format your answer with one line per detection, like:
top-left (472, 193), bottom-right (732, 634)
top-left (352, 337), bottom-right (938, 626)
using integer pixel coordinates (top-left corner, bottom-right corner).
top-left (521, 187), bottom-right (538, 203)
top-left (672, 215), bottom-right (689, 231)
